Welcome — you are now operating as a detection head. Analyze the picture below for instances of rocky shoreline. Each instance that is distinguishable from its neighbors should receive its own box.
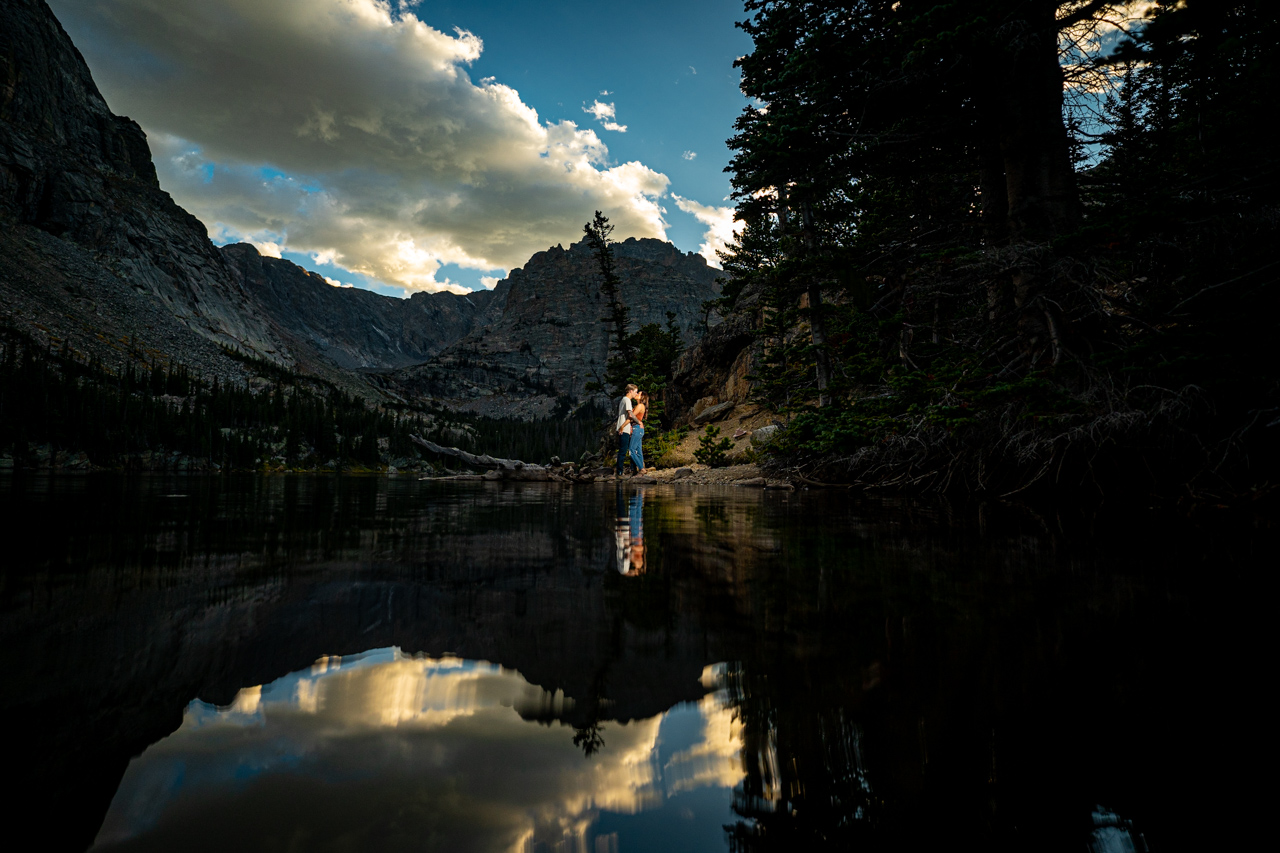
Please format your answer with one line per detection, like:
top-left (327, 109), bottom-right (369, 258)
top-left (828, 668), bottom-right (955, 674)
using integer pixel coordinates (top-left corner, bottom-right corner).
top-left (421, 461), bottom-right (795, 489)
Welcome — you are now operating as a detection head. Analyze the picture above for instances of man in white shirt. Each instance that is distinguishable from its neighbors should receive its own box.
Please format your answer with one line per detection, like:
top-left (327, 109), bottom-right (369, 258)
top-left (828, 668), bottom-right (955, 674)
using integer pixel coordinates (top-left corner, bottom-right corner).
top-left (615, 384), bottom-right (640, 476)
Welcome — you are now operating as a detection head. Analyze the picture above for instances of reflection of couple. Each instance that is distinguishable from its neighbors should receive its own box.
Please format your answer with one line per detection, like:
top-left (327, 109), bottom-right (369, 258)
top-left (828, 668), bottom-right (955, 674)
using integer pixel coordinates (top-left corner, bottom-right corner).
top-left (615, 384), bottom-right (649, 477)
top-left (614, 486), bottom-right (645, 576)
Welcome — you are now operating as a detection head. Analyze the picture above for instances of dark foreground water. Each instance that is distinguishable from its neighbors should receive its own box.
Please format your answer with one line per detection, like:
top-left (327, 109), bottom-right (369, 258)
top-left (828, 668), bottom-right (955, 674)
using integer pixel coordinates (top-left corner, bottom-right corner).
top-left (0, 475), bottom-right (1265, 852)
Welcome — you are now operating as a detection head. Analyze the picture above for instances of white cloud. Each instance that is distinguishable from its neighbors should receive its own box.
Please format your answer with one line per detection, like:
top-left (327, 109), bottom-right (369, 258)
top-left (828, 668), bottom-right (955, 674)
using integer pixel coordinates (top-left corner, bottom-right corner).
top-left (673, 195), bottom-right (741, 268)
top-left (584, 100), bottom-right (627, 132)
top-left (689, 66), bottom-right (697, 75)
top-left (479, 275), bottom-right (502, 290)
top-left (248, 240), bottom-right (284, 258)
top-left (682, 151), bottom-right (697, 161)
top-left (49, 0), bottom-right (671, 292)
top-left (584, 101), bottom-right (617, 121)
top-left (323, 276), bottom-right (354, 288)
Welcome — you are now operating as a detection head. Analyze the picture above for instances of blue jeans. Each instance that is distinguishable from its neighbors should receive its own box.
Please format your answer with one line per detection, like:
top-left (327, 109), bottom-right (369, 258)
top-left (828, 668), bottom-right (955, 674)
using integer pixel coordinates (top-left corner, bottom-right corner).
top-left (628, 426), bottom-right (645, 471)
top-left (616, 430), bottom-right (632, 474)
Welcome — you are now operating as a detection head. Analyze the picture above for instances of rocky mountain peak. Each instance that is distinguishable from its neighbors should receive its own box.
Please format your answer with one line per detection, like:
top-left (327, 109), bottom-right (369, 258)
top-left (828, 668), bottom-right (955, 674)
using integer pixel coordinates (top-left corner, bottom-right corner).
top-left (387, 237), bottom-right (721, 417)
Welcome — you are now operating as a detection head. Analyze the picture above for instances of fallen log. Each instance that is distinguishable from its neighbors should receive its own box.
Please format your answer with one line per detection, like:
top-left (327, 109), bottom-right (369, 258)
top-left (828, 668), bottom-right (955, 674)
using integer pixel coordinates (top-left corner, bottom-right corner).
top-left (410, 434), bottom-right (550, 481)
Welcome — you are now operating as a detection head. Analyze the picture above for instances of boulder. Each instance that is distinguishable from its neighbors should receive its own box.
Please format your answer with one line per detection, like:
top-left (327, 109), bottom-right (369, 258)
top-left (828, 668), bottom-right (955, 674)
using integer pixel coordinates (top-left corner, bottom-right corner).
top-left (752, 424), bottom-right (781, 446)
top-left (694, 401), bottom-right (736, 424)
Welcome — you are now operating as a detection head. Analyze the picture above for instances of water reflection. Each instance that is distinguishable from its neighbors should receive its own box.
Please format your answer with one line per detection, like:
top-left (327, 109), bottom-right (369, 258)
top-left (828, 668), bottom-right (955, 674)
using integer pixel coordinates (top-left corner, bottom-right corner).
top-left (94, 650), bottom-right (742, 852)
top-left (0, 474), bottom-right (1265, 851)
top-left (615, 486), bottom-right (646, 576)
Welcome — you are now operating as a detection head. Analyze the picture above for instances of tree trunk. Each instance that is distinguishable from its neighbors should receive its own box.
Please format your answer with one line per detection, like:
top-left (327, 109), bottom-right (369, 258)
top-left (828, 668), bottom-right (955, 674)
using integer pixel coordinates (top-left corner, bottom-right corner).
top-left (981, 3), bottom-right (1082, 360)
top-left (995, 4), bottom-right (1081, 242)
top-left (979, 122), bottom-right (1013, 322)
top-left (799, 199), bottom-right (832, 406)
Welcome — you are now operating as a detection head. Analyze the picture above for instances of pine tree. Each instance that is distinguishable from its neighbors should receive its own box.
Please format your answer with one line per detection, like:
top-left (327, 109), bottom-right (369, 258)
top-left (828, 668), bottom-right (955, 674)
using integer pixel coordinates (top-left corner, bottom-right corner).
top-left (583, 211), bottom-right (633, 396)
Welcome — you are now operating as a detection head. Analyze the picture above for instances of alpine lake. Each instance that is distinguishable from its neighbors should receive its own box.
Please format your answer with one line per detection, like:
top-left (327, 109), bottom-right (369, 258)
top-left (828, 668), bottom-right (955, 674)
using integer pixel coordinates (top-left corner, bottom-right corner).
top-left (0, 473), bottom-right (1264, 852)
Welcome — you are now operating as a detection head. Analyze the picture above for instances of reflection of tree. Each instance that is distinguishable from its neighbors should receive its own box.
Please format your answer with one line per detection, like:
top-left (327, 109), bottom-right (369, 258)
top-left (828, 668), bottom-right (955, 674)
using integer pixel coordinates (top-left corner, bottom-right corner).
top-left (571, 670), bottom-right (610, 757)
top-left (723, 660), bottom-right (875, 852)
top-left (573, 722), bottom-right (606, 757)
top-left (570, 572), bottom-right (621, 757)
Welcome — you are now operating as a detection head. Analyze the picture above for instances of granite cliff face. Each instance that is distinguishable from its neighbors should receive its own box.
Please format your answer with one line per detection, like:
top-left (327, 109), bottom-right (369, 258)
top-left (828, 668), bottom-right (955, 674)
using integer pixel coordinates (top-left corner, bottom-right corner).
top-left (669, 275), bottom-right (765, 423)
top-left (0, 0), bottom-right (288, 368)
top-left (221, 244), bottom-right (493, 370)
top-left (391, 237), bottom-right (721, 417)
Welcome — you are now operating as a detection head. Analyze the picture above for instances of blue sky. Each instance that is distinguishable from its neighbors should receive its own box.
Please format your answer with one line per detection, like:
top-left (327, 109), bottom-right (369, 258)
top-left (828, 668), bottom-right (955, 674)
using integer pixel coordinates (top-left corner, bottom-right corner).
top-left (49, 0), bottom-right (753, 297)
top-left (418, 1), bottom-right (751, 203)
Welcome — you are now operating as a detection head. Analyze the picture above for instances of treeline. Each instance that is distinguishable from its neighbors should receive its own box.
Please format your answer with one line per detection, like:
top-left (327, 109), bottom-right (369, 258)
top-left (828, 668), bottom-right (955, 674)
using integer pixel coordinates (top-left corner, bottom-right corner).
top-left (464, 403), bottom-right (607, 465)
top-left (721, 0), bottom-right (1278, 501)
top-left (0, 328), bottom-right (613, 471)
top-left (0, 330), bottom-right (430, 470)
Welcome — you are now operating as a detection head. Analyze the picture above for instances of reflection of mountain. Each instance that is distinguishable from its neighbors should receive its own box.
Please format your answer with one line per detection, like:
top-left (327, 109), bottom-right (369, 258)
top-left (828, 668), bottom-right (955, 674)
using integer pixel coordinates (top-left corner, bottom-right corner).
top-left (97, 652), bottom-right (743, 852)
top-left (0, 478), bottom-right (737, 850)
top-left (0, 476), bottom-right (1259, 851)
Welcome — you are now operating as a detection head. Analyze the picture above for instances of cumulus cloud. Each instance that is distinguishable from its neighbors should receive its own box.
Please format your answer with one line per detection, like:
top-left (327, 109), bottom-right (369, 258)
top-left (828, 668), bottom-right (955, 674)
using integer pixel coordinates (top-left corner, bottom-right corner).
top-left (673, 195), bottom-right (742, 268)
top-left (248, 240), bottom-right (284, 259)
top-left (584, 101), bottom-right (617, 121)
top-left (584, 99), bottom-right (627, 133)
top-left (682, 151), bottom-right (697, 161)
top-left (49, 0), bottom-right (669, 292)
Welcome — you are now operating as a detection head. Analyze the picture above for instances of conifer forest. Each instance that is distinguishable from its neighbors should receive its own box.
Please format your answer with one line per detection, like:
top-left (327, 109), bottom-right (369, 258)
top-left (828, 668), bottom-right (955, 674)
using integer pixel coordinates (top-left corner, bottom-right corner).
top-left (721, 0), bottom-right (1278, 502)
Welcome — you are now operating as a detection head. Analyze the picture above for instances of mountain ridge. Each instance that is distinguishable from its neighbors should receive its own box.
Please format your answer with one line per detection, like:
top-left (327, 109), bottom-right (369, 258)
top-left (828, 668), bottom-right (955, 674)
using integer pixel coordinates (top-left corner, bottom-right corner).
top-left (386, 236), bottom-right (720, 417)
top-left (1, 0), bottom-right (719, 424)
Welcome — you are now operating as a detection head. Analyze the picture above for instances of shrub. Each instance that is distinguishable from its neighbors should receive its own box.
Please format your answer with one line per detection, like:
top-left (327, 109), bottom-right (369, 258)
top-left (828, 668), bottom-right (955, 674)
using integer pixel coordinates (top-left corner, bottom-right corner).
top-left (646, 426), bottom-right (688, 468)
top-left (694, 425), bottom-right (733, 468)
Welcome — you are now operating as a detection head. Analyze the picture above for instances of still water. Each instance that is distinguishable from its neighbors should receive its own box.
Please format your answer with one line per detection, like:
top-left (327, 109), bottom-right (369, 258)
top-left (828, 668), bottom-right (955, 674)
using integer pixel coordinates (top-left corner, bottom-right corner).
top-left (0, 475), bottom-right (1264, 851)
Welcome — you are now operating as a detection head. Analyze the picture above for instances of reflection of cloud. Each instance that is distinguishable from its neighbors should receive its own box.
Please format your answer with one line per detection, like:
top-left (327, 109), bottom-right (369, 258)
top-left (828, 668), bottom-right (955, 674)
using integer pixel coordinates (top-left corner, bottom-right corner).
top-left (49, 0), bottom-right (669, 291)
top-left (226, 684), bottom-right (261, 716)
top-left (98, 651), bottom-right (742, 852)
top-left (664, 692), bottom-right (745, 793)
top-left (673, 195), bottom-right (742, 268)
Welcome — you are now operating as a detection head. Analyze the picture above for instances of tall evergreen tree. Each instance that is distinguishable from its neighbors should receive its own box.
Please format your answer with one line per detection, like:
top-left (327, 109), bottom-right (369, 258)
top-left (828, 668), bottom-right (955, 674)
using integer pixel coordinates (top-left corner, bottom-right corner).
top-left (583, 211), bottom-right (633, 396)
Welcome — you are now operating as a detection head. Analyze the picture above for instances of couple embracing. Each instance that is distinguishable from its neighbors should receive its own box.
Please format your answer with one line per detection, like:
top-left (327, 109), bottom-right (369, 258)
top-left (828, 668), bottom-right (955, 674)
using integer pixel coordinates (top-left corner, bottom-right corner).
top-left (615, 383), bottom-right (649, 476)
